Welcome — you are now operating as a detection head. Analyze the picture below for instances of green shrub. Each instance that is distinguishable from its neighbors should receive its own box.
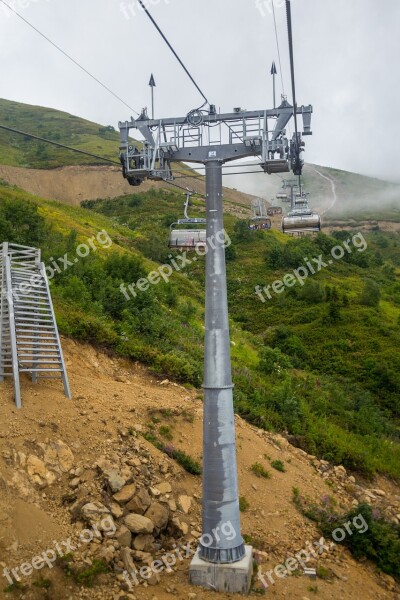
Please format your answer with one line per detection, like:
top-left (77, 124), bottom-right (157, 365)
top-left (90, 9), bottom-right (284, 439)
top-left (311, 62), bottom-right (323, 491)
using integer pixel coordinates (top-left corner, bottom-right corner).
top-left (294, 493), bottom-right (400, 581)
top-left (271, 460), bottom-right (286, 472)
top-left (250, 462), bottom-right (271, 479)
top-left (166, 448), bottom-right (202, 475)
top-left (159, 425), bottom-right (173, 441)
top-left (258, 346), bottom-right (292, 376)
top-left (239, 496), bottom-right (250, 512)
top-left (360, 278), bottom-right (381, 307)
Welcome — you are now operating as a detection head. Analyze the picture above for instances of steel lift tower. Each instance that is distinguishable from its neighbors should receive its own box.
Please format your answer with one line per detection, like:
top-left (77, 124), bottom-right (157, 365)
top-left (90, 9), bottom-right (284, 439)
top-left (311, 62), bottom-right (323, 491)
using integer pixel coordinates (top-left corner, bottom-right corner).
top-left (119, 99), bottom-right (312, 592)
top-left (119, 1), bottom-right (312, 593)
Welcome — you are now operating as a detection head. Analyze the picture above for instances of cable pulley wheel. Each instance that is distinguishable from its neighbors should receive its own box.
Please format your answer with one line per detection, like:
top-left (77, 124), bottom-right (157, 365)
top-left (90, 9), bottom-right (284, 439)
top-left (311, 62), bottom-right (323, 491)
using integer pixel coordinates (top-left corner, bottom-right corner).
top-left (187, 109), bottom-right (204, 127)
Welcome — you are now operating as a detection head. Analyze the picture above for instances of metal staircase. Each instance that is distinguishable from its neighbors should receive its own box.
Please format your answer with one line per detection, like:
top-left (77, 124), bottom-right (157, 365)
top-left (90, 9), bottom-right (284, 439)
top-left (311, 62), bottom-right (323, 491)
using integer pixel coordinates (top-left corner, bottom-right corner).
top-left (0, 242), bottom-right (71, 408)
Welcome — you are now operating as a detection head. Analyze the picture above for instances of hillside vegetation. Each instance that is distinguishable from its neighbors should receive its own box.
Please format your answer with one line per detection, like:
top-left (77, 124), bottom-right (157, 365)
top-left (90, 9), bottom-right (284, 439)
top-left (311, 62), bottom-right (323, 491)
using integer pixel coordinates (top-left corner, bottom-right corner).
top-left (0, 98), bottom-right (120, 168)
top-left (0, 179), bottom-right (399, 480)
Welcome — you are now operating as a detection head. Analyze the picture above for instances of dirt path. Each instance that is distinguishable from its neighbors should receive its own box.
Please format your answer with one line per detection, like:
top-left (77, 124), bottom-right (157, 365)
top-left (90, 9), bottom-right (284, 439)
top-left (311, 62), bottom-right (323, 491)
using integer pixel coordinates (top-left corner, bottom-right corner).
top-left (313, 167), bottom-right (338, 215)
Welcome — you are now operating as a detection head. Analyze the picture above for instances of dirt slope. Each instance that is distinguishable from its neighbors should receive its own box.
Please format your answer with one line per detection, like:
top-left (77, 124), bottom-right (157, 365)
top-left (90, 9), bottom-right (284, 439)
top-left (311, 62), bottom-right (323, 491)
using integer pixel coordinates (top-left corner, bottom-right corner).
top-left (0, 165), bottom-right (254, 217)
top-left (0, 340), bottom-right (399, 600)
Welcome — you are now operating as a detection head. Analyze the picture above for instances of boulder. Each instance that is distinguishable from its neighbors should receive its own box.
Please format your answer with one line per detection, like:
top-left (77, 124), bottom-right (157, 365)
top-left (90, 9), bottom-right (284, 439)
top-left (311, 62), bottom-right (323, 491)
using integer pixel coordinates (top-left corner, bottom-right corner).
top-left (144, 502), bottom-right (169, 533)
top-left (126, 488), bottom-right (152, 515)
top-left (170, 516), bottom-right (189, 536)
top-left (177, 495), bottom-right (192, 514)
top-left (80, 502), bottom-right (110, 525)
top-left (124, 514), bottom-right (154, 534)
top-left (116, 525), bottom-right (132, 548)
top-left (120, 547), bottom-right (136, 574)
top-left (106, 470), bottom-right (126, 493)
top-left (54, 440), bottom-right (75, 472)
top-left (27, 455), bottom-right (47, 479)
top-left (133, 533), bottom-right (155, 552)
top-left (114, 483), bottom-right (136, 504)
top-left (156, 482), bottom-right (172, 494)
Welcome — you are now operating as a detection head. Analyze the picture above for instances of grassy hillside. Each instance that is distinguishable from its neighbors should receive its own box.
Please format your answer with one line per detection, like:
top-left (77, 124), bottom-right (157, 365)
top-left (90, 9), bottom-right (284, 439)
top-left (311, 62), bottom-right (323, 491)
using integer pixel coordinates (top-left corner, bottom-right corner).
top-left (1, 178), bottom-right (399, 480)
top-left (307, 165), bottom-right (400, 222)
top-left (0, 98), bottom-right (120, 168)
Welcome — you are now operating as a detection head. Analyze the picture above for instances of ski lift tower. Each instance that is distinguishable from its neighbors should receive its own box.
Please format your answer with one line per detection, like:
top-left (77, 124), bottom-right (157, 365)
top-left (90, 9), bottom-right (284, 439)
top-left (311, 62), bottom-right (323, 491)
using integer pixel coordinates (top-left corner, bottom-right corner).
top-left (119, 100), bottom-right (312, 592)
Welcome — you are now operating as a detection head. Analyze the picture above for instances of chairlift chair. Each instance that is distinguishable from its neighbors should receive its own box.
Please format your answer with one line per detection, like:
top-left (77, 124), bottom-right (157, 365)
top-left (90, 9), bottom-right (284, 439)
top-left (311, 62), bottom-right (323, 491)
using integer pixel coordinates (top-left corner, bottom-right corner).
top-left (168, 193), bottom-right (207, 250)
top-left (276, 193), bottom-right (290, 203)
top-left (249, 217), bottom-right (272, 231)
top-left (282, 196), bottom-right (321, 235)
top-left (267, 206), bottom-right (283, 216)
top-left (249, 198), bottom-right (272, 231)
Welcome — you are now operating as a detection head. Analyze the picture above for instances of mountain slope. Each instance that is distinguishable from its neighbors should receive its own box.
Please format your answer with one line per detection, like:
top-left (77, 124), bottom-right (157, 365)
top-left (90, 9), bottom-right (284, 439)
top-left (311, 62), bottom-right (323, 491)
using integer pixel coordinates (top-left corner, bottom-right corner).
top-left (1, 98), bottom-right (399, 227)
top-left (1, 339), bottom-right (398, 599)
top-left (0, 179), bottom-right (399, 482)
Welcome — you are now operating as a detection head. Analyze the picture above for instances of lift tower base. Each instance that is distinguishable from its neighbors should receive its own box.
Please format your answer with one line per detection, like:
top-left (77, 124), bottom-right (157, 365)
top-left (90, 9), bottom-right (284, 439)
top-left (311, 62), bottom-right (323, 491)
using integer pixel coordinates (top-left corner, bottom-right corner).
top-left (189, 546), bottom-right (253, 594)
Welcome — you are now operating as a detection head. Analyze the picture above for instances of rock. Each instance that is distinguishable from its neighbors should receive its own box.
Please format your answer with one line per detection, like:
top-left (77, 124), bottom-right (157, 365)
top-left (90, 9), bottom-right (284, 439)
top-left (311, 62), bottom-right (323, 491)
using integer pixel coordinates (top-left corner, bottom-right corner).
top-left (177, 495), bottom-right (192, 514)
top-left (372, 489), bottom-right (386, 497)
top-left (27, 455), bottom-right (47, 479)
top-left (188, 594), bottom-right (197, 599)
top-left (191, 530), bottom-right (201, 539)
top-left (348, 475), bottom-right (356, 484)
top-left (358, 495), bottom-right (372, 505)
top-left (120, 547), bottom-right (136, 574)
top-left (132, 550), bottom-right (153, 564)
top-left (96, 456), bottom-right (114, 474)
top-left (147, 572), bottom-right (160, 586)
top-left (168, 498), bottom-right (177, 512)
top-left (116, 525), bottom-right (132, 548)
top-left (110, 502), bottom-right (124, 519)
top-left (170, 517), bottom-right (189, 536)
top-left (274, 434), bottom-right (289, 449)
top-left (124, 514), bottom-right (154, 534)
top-left (26, 455), bottom-right (55, 487)
top-left (114, 484), bottom-right (136, 504)
top-left (156, 482), bottom-right (172, 494)
top-left (126, 488), bottom-right (152, 515)
top-left (145, 503), bottom-right (169, 533)
top-left (107, 470), bottom-right (126, 494)
top-left (69, 477), bottom-right (81, 489)
top-left (97, 545), bottom-right (116, 564)
top-left (133, 534), bottom-right (154, 552)
top-left (81, 502), bottom-right (110, 525)
top-left (149, 487), bottom-right (161, 498)
top-left (333, 465), bottom-right (347, 479)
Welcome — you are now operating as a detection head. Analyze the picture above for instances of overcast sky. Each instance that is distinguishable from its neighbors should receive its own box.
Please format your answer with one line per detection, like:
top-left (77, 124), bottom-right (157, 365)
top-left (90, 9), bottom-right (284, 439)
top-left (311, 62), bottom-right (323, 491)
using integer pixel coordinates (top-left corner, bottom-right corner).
top-left (1, 0), bottom-right (400, 182)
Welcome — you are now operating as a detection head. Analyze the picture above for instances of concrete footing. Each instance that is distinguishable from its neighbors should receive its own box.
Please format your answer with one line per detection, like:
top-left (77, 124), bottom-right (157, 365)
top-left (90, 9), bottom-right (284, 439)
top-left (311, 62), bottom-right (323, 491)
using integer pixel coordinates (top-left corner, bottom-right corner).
top-left (189, 546), bottom-right (253, 594)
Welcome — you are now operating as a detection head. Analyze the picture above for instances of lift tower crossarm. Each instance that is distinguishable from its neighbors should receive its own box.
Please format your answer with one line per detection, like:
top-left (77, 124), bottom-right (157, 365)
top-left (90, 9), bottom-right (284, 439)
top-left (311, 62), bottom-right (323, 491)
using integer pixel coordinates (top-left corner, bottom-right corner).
top-left (119, 104), bottom-right (312, 184)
